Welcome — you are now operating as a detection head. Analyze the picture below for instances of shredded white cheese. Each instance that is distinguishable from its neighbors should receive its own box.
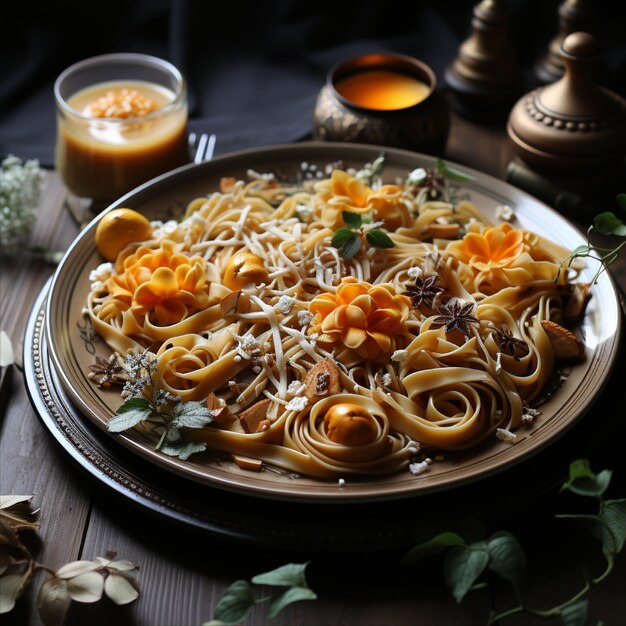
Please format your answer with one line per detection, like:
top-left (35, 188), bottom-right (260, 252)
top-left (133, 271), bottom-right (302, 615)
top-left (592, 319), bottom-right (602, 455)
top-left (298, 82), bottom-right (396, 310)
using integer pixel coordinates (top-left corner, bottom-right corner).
top-left (274, 295), bottom-right (295, 315)
top-left (495, 204), bottom-right (515, 221)
top-left (409, 460), bottom-right (431, 475)
top-left (285, 396), bottom-right (308, 412)
top-left (496, 428), bottom-right (517, 443)
top-left (495, 352), bottom-right (502, 374)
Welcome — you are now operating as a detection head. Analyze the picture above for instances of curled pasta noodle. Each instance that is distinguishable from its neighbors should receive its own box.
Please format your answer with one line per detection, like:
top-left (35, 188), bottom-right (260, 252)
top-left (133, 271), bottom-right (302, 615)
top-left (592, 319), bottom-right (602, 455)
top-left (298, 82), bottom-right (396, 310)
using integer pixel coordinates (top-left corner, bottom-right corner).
top-left (85, 161), bottom-right (588, 479)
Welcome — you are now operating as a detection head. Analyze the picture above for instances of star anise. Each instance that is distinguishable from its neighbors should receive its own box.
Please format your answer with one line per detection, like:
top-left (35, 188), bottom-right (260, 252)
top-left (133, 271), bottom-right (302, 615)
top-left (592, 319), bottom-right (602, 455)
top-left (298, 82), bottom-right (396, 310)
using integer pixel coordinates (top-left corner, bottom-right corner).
top-left (87, 354), bottom-right (128, 388)
top-left (403, 275), bottom-right (444, 309)
top-left (492, 324), bottom-right (529, 360)
top-left (433, 300), bottom-right (479, 337)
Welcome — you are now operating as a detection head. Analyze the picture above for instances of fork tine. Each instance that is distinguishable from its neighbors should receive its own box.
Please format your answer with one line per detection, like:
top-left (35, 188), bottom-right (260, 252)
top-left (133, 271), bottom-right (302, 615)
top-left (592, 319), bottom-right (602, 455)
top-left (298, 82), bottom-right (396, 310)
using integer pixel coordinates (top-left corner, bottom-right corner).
top-left (194, 133), bottom-right (209, 164)
top-left (205, 134), bottom-right (217, 161)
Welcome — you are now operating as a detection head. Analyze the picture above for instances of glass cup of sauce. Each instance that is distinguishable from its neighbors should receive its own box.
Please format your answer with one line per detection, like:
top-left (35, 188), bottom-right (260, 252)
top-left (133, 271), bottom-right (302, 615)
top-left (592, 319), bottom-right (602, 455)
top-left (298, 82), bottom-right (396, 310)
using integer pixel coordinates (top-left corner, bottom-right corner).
top-left (54, 53), bottom-right (189, 216)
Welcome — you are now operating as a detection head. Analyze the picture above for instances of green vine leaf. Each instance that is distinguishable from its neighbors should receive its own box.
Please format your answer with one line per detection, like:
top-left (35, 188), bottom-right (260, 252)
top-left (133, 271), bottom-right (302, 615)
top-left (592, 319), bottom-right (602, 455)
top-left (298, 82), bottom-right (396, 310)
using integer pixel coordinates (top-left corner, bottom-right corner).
top-left (443, 543), bottom-right (489, 603)
top-left (560, 598), bottom-right (588, 626)
top-left (107, 397), bottom-right (153, 433)
top-left (561, 459), bottom-right (613, 498)
top-left (208, 579), bottom-right (255, 626)
top-left (251, 562), bottom-right (311, 588)
top-left (593, 212), bottom-right (626, 237)
top-left (486, 531), bottom-right (526, 587)
top-left (599, 498), bottom-right (626, 555)
top-left (402, 532), bottom-right (466, 564)
top-left (267, 586), bottom-right (317, 619)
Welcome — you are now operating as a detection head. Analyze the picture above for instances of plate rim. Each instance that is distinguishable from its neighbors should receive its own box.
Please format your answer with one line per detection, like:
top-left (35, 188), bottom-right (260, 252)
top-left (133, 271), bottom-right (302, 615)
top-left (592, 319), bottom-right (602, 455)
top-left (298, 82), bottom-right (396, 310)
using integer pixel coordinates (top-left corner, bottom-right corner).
top-left (44, 140), bottom-right (623, 502)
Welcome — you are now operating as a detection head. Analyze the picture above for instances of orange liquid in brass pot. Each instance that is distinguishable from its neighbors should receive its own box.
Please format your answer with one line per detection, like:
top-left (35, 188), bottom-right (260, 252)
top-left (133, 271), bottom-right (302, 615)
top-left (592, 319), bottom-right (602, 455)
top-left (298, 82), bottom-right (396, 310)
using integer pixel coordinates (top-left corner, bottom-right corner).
top-left (335, 70), bottom-right (431, 111)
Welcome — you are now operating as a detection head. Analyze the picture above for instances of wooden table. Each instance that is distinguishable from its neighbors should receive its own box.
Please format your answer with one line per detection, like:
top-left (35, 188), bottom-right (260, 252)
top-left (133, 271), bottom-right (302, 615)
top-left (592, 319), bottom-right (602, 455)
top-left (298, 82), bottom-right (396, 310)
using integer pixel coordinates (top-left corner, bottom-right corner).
top-left (2, 112), bottom-right (625, 626)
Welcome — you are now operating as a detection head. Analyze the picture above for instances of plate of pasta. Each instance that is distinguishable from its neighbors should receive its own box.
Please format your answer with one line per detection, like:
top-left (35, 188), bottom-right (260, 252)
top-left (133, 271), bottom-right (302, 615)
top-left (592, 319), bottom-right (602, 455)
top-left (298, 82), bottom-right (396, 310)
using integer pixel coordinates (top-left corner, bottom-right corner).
top-left (45, 142), bottom-right (622, 501)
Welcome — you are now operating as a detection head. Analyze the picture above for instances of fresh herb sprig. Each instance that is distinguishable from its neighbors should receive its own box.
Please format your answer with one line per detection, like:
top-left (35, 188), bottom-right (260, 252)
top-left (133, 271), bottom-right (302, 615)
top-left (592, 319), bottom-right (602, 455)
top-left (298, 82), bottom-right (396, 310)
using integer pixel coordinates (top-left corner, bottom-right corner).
top-left (557, 194), bottom-right (626, 285)
top-left (408, 158), bottom-right (475, 205)
top-left (354, 152), bottom-right (386, 187)
top-left (402, 458), bottom-right (625, 625)
top-left (331, 210), bottom-right (394, 260)
top-left (204, 562), bottom-right (317, 626)
top-left (105, 351), bottom-right (215, 460)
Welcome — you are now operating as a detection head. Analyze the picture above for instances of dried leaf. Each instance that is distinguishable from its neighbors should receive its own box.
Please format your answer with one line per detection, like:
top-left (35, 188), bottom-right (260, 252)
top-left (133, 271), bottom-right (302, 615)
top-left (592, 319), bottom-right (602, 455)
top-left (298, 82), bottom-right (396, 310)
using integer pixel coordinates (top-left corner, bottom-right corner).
top-left (0, 331), bottom-right (14, 367)
top-left (0, 571), bottom-right (30, 613)
top-left (56, 560), bottom-right (100, 579)
top-left (104, 573), bottom-right (139, 605)
top-left (67, 571), bottom-right (104, 603)
top-left (106, 559), bottom-right (137, 572)
top-left (0, 495), bottom-right (40, 534)
top-left (38, 577), bottom-right (71, 626)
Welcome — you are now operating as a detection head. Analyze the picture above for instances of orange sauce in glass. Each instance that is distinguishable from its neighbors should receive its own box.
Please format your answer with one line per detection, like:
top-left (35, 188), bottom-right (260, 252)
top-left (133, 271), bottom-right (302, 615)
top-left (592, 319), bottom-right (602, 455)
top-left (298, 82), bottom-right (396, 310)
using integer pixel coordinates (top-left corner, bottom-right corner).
top-left (335, 70), bottom-right (431, 111)
top-left (56, 80), bottom-right (189, 202)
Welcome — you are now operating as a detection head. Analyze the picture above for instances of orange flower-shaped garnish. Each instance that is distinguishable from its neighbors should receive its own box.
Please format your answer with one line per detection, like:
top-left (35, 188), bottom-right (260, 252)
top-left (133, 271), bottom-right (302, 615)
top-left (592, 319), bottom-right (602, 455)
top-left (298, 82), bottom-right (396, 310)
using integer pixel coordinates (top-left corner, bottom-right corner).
top-left (322, 170), bottom-right (410, 231)
top-left (308, 277), bottom-right (411, 361)
top-left (449, 223), bottom-right (527, 271)
top-left (106, 240), bottom-right (211, 326)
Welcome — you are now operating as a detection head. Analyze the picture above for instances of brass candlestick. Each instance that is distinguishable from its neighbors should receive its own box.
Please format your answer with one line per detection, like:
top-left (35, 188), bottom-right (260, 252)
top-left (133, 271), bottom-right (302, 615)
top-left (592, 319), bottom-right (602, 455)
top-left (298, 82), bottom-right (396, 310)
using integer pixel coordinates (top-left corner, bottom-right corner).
top-left (444, 0), bottom-right (522, 120)
top-left (534, 0), bottom-right (596, 85)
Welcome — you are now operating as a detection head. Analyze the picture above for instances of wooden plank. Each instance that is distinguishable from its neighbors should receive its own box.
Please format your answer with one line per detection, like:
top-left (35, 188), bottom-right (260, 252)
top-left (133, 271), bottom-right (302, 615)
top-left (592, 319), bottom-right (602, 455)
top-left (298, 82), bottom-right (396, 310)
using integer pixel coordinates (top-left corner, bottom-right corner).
top-left (72, 495), bottom-right (492, 626)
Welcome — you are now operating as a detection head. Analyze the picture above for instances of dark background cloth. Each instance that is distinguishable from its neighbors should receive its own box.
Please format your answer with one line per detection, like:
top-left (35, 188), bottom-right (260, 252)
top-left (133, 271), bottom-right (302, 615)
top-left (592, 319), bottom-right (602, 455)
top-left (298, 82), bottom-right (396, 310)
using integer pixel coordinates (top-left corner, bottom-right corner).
top-left (1, 0), bottom-right (624, 167)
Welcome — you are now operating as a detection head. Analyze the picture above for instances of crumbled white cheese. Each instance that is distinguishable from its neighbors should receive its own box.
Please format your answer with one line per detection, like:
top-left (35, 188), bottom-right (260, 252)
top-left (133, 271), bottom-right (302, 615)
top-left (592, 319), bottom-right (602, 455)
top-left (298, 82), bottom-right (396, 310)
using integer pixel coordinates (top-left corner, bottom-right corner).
top-left (89, 262), bottom-right (113, 283)
top-left (495, 352), bottom-right (502, 374)
top-left (391, 349), bottom-right (408, 363)
top-left (407, 266), bottom-right (423, 279)
top-left (274, 295), bottom-right (294, 315)
top-left (522, 406), bottom-right (541, 425)
top-left (496, 428), bottom-right (517, 443)
top-left (297, 310), bottom-right (313, 327)
top-left (247, 169), bottom-right (275, 181)
top-left (338, 478), bottom-right (346, 487)
top-left (287, 380), bottom-right (305, 396)
top-left (381, 373), bottom-right (392, 387)
top-left (285, 396), bottom-right (308, 412)
top-left (409, 460), bottom-right (431, 475)
top-left (152, 219), bottom-right (179, 239)
top-left (495, 205), bottom-right (515, 222)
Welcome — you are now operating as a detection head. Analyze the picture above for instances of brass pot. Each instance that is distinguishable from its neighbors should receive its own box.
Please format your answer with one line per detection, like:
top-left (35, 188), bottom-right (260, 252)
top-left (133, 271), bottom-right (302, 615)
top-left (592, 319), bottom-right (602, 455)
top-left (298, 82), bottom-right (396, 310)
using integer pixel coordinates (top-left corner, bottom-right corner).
top-left (312, 53), bottom-right (450, 155)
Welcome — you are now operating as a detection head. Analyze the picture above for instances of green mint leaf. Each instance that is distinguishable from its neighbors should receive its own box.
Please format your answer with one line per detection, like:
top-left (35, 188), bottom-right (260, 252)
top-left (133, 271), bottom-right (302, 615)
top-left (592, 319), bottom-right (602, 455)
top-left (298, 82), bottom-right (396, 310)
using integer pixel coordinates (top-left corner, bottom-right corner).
top-left (560, 599), bottom-right (588, 626)
top-left (486, 531), bottom-right (526, 587)
top-left (212, 580), bottom-right (255, 626)
top-left (171, 400), bottom-right (215, 429)
top-left (617, 194), bottom-right (626, 212)
top-left (436, 158), bottom-right (475, 182)
top-left (366, 229), bottom-right (394, 249)
top-left (267, 587), bottom-right (317, 619)
top-left (107, 398), bottom-right (153, 433)
top-left (443, 544), bottom-right (489, 603)
top-left (571, 244), bottom-right (592, 257)
top-left (342, 211), bottom-right (362, 229)
top-left (407, 167), bottom-right (428, 186)
top-left (371, 153), bottom-right (386, 176)
top-left (593, 211), bottom-right (626, 237)
top-left (251, 562), bottom-right (310, 588)
top-left (402, 532), bottom-right (466, 563)
top-left (341, 234), bottom-right (361, 260)
top-left (561, 459), bottom-right (612, 498)
top-left (331, 228), bottom-right (356, 248)
top-left (161, 440), bottom-right (207, 461)
top-left (599, 498), bottom-right (626, 555)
